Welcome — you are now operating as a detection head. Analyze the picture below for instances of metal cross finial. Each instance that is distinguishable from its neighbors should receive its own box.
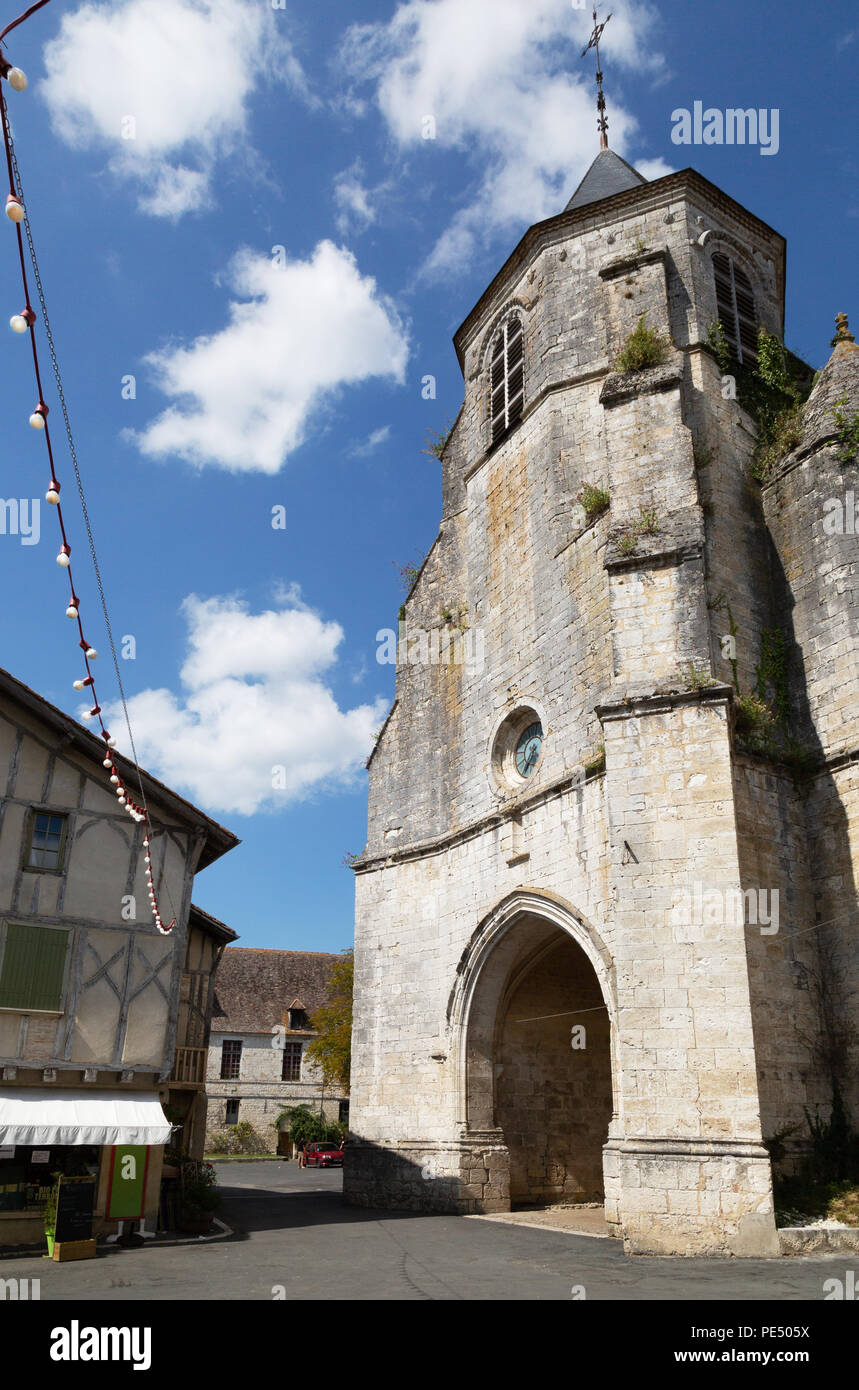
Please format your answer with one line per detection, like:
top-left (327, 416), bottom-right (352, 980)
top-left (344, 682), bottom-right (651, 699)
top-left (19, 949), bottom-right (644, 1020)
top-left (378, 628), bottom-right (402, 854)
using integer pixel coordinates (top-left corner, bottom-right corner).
top-left (581, 5), bottom-right (612, 150)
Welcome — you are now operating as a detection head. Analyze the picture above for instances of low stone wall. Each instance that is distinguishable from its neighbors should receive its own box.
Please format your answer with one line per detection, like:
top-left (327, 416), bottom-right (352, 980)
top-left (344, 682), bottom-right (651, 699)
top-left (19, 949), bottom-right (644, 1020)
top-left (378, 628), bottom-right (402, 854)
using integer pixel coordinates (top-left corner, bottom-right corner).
top-left (342, 1139), bottom-right (510, 1214)
top-left (779, 1225), bottom-right (859, 1256)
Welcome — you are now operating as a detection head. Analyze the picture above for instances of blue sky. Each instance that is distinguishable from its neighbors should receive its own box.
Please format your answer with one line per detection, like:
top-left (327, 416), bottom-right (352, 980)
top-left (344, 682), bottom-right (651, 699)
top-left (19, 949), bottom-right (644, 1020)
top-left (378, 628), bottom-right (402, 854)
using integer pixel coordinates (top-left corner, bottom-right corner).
top-left (0, 0), bottom-right (856, 950)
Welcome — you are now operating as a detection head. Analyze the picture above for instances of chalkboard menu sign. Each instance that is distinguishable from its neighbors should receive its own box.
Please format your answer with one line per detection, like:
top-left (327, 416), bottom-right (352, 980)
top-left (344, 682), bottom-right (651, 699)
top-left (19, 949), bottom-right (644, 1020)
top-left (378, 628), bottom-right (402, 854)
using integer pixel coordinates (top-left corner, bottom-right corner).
top-left (55, 1176), bottom-right (96, 1242)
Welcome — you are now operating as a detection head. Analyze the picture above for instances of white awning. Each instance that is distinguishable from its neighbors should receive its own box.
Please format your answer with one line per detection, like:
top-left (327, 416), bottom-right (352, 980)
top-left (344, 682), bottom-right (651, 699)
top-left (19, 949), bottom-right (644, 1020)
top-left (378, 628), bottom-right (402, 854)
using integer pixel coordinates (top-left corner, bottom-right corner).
top-left (0, 1089), bottom-right (172, 1147)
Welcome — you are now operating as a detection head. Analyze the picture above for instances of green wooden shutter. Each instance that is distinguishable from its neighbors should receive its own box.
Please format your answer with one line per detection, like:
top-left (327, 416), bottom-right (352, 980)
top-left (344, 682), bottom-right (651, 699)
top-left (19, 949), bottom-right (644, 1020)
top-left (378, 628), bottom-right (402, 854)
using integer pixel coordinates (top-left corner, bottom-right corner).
top-left (0, 923), bottom-right (70, 1010)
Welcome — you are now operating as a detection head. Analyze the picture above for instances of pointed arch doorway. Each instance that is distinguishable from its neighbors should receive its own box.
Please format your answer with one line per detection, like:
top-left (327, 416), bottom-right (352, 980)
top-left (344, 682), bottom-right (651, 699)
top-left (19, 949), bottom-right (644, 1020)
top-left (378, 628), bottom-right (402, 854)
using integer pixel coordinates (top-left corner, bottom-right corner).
top-left (451, 892), bottom-right (617, 1209)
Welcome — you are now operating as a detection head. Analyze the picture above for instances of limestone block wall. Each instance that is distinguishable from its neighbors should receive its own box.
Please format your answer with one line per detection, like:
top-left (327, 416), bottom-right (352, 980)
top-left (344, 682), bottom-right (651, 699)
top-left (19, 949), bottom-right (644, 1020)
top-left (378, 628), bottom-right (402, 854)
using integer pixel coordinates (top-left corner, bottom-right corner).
top-left (759, 349), bottom-right (859, 1127)
top-left (764, 444), bottom-right (859, 757)
top-left (600, 690), bottom-right (779, 1256)
top-left (205, 1032), bottom-right (343, 1150)
top-left (352, 776), bottom-right (613, 1148)
top-left (731, 758), bottom-right (826, 1149)
top-left (497, 936), bottom-right (612, 1203)
top-left (368, 174), bottom-right (786, 862)
top-left (805, 767), bottom-right (859, 1125)
top-left (349, 171), bottom-right (835, 1258)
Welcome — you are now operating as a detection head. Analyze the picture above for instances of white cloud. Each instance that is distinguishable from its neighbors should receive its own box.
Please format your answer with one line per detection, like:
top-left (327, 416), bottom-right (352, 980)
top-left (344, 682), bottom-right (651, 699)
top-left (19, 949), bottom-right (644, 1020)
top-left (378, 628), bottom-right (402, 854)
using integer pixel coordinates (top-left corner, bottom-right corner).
top-left (334, 160), bottom-right (378, 234)
top-left (103, 593), bottom-right (388, 816)
top-left (130, 240), bottom-right (409, 472)
top-left (342, 0), bottom-right (668, 275)
top-left (40, 0), bottom-right (307, 218)
top-left (635, 157), bottom-right (675, 183)
top-left (350, 424), bottom-right (391, 457)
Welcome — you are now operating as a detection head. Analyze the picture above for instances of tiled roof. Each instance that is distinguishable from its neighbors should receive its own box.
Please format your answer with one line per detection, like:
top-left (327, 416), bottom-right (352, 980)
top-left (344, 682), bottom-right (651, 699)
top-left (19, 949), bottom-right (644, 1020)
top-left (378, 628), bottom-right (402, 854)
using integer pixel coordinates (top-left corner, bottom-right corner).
top-left (564, 148), bottom-right (647, 211)
top-left (211, 947), bottom-right (346, 1033)
top-left (189, 903), bottom-right (238, 945)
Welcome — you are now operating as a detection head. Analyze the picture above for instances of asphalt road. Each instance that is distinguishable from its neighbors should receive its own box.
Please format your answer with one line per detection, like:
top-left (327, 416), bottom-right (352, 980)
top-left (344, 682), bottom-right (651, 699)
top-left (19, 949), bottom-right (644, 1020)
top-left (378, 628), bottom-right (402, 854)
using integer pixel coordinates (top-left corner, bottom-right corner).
top-left (1, 1160), bottom-right (853, 1301)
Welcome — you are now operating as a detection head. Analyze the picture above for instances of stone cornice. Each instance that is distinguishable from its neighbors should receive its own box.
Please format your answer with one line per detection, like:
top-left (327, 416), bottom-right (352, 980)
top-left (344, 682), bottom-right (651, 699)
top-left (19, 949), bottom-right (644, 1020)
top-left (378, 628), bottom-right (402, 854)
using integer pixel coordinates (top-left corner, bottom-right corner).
top-left (596, 683), bottom-right (733, 721)
top-left (599, 355), bottom-right (684, 407)
top-left (598, 247), bottom-right (668, 281)
top-left (355, 764), bottom-right (606, 874)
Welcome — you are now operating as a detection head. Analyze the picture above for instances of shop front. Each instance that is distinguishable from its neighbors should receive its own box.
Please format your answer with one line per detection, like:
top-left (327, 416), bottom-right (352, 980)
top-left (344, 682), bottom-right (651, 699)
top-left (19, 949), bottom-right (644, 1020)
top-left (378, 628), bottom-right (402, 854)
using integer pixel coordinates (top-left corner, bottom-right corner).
top-left (0, 1089), bottom-right (172, 1248)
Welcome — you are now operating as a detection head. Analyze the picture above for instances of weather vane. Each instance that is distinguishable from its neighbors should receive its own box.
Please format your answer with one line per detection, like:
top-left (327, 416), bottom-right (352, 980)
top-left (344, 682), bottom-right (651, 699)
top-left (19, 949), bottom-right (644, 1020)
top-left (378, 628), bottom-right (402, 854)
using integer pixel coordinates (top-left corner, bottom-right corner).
top-left (581, 5), bottom-right (612, 151)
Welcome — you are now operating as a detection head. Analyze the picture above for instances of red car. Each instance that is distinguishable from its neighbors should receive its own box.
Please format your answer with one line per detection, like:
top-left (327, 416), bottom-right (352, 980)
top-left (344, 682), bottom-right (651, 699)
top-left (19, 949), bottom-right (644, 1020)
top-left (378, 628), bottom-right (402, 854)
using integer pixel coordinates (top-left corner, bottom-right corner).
top-left (304, 1142), bottom-right (343, 1168)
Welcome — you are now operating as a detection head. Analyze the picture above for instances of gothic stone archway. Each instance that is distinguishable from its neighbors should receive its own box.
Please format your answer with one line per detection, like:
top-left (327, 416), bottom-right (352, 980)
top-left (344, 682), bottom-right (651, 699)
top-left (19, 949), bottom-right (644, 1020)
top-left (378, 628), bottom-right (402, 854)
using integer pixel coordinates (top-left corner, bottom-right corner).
top-left (451, 892), bottom-right (618, 1213)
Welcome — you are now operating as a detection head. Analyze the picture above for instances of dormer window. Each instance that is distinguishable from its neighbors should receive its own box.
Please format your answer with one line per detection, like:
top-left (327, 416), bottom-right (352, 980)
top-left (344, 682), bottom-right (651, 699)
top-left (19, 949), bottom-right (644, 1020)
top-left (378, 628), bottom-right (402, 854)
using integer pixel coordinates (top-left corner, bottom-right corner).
top-left (490, 316), bottom-right (524, 444)
top-left (712, 253), bottom-right (757, 365)
top-left (288, 1007), bottom-right (308, 1030)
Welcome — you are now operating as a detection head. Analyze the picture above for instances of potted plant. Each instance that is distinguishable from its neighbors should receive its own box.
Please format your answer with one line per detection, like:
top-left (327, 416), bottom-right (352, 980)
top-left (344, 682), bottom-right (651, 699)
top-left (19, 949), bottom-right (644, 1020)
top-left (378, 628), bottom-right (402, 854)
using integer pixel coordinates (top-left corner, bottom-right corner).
top-left (178, 1161), bottom-right (221, 1235)
top-left (42, 1179), bottom-right (59, 1257)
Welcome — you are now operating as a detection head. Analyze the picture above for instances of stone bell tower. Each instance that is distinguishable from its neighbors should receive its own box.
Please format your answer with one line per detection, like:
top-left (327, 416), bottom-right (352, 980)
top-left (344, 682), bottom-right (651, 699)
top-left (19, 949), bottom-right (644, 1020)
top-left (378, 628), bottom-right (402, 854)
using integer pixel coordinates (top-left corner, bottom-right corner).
top-left (345, 141), bottom-right (857, 1257)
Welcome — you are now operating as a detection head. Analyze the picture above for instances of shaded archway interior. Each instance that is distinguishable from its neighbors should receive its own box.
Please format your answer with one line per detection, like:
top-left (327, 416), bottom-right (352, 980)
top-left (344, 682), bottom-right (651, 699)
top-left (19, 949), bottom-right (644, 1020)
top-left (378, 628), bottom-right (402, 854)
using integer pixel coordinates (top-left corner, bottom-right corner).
top-left (465, 913), bottom-right (613, 1207)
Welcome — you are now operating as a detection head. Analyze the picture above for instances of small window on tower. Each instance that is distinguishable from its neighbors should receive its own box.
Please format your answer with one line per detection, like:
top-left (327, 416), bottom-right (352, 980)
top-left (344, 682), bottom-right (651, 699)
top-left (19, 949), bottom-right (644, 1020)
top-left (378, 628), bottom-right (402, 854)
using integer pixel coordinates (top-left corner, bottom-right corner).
top-left (712, 253), bottom-right (758, 365)
top-left (490, 316), bottom-right (524, 445)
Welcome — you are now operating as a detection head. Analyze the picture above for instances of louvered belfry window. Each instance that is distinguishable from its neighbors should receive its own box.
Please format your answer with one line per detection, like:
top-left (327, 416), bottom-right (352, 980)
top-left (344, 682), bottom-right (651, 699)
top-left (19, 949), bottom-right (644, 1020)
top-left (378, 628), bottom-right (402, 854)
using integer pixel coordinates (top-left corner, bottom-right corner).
top-left (490, 316), bottom-right (524, 444)
top-left (712, 253), bottom-right (758, 364)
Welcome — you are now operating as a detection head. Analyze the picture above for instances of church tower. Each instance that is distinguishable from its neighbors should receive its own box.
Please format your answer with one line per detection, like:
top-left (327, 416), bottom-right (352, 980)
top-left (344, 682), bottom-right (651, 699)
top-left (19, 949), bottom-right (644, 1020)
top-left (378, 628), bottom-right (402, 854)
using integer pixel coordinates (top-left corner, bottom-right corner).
top-left (344, 138), bottom-right (859, 1256)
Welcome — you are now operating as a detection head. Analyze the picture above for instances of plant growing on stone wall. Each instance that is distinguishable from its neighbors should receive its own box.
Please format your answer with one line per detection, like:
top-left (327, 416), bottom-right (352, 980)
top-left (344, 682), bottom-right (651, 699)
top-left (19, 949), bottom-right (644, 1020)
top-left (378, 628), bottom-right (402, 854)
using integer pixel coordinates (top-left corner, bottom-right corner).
top-left (365, 722), bottom-right (386, 769)
top-left (756, 329), bottom-right (796, 396)
top-left (751, 401), bottom-right (805, 482)
top-left (421, 418), bottom-right (456, 459)
top-left (708, 593), bottom-right (740, 692)
top-left (576, 483), bottom-right (610, 522)
top-left (779, 737), bottom-right (818, 781)
top-left (754, 627), bottom-right (790, 726)
top-left (676, 660), bottom-right (716, 692)
top-left (610, 506), bottom-right (658, 557)
top-left (342, 850), bottom-right (360, 869)
top-left (615, 528), bottom-right (639, 556)
top-left (615, 314), bottom-right (670, 373)
top-left (394, 553), bottom-right (428, 592)
top-left (833, 399), bottom-right (859, 464)
top-left (440, 601), bottom-right (469, 629)
top-left (722, 329), bottom-right (813, 482)
top-left (705, 319), bottom-right (732, 374)
top-left (584, 745), bottom-right (606, 776)
top-left (733, 691), bottom-right (776, 753)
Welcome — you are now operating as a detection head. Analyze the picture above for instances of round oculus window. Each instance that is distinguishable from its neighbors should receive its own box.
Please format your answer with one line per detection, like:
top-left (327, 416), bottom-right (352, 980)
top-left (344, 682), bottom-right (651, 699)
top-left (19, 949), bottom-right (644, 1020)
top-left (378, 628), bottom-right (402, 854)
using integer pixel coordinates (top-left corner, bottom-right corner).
top-left (515, 722), bottom-right (543, 778)
top-left (490, 707), bottom-right (546, 790)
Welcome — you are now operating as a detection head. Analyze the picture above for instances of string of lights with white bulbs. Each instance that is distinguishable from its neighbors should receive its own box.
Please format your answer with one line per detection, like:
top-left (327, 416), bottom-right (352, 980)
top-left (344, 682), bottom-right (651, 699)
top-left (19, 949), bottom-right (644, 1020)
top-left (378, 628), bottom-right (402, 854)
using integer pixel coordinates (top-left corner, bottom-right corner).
top-left (0, 33), bottom-right (175, 933)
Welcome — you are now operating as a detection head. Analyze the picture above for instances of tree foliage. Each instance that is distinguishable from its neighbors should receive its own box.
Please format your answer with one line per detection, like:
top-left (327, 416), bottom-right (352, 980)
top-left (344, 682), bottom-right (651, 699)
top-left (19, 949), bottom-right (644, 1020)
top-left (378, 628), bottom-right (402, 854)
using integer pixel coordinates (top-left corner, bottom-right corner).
top-left (276, 1104), bottom-right (342, 1146)
top-left (305, 949), bottom-right (353, 1093)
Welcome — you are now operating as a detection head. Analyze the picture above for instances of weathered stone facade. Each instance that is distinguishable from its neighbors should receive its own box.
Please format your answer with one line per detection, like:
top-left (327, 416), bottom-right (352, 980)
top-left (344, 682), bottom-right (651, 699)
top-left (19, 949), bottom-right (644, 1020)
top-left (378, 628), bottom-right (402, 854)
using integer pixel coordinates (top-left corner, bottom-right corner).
top-left (345, 154), bottom-right (859, 1256)
top-left (205, 948), bottom-right (348, 1151)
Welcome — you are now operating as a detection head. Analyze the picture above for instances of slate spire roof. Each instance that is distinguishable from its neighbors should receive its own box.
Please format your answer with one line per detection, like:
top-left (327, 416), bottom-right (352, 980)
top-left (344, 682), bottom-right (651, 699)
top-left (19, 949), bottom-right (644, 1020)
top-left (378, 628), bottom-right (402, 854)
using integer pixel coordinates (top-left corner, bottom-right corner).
top-left (564, 147), bottom-right (647, 211)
